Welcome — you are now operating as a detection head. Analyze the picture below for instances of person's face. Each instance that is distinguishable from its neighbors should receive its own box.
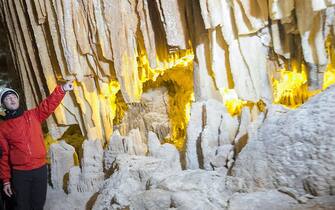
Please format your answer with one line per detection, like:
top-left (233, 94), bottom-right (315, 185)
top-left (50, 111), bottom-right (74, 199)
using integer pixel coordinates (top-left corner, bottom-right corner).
top-left (3, 93), bottom-right (19, 110)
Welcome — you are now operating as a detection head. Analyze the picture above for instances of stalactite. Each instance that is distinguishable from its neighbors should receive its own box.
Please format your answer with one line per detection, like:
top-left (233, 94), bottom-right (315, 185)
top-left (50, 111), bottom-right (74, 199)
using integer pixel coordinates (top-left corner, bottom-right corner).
top-left (0, 0), bottom-right (334, 147)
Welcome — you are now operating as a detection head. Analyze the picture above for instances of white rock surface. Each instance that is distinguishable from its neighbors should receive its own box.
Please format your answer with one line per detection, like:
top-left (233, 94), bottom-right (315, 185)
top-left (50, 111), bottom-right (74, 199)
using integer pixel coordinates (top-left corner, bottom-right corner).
top-left (186, 99), bottom-right (238, 170)
top-left (93, 154), bottom-right (181, 210)
top-left (129, 169), bottom-right (246, 210)
top-left (49, 140), bottom-right (76, 190)
top-left (234, 107), bottom-right (251, 146)
top-left (105, 129), bottom-right (148, 169)
top-left (44, 186), bottom-right (93, 210)
top-left (227, 190), bottom-right (298, 210)
top-left (147, 132), bottom-right (181, 171)
top-left (210, 144), bottom-right (233, 169)
top-left (126, 128), bottom-right (147, 156)
top-left (68, 139), bottom-right (104, 193)
top-left (232, 86), bottom-right (335, 196)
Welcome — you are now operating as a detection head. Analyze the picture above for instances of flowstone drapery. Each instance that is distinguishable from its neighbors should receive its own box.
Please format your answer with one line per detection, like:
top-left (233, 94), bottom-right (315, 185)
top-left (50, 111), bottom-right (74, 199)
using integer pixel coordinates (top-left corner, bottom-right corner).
top-left (1, 0), bottom-right (334, 146)
top-left (0, 1), bottom-right (335, 209)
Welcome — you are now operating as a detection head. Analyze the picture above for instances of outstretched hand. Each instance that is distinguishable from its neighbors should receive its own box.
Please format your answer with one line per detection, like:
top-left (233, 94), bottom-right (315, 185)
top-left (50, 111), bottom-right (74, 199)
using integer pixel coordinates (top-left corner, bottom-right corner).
top-left (62, 80), bottom-right (74, 92)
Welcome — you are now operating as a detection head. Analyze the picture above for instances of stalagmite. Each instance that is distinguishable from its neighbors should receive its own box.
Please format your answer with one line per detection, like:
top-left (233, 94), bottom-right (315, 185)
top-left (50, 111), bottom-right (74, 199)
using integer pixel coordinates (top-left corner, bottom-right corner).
top-left (49, 141), bottom-right (76, 190)
top-left (185, 99), bottom-right (238, 170)
top-left (68, 139), bottom-right (104, 193)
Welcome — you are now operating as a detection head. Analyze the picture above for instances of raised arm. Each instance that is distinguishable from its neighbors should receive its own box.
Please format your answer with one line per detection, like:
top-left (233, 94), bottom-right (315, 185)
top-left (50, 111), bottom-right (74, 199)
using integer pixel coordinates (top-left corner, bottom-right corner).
top-left (33, 81), bottom-right (74, 122)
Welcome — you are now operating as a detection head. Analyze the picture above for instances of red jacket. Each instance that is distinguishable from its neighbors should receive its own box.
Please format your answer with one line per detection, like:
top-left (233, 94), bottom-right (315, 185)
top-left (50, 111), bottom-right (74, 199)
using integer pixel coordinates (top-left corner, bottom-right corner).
top-left (0, 85), bottom-right (65, 183)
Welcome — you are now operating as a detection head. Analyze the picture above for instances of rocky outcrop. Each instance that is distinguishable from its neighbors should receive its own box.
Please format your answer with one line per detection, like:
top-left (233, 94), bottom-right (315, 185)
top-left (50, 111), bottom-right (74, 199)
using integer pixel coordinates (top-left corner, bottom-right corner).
top-left (186, 99), bottom-right (241, 171)
top-left (232, 86), bottom-right (335, 196)
top-left (104, 128), bottom-right (148, 169)
top-left (44, 86), bottom-right (335, 210)
top-left (68, 139), bottom-right (104, 193)
top-left (49, 141), bottom-right (76, 190)
top-left (117, 87), bottom-right (170, 142)
top-left (227, 190), bottom-right (298, 210)
top-left (93, 154), bottom-right (182, 210)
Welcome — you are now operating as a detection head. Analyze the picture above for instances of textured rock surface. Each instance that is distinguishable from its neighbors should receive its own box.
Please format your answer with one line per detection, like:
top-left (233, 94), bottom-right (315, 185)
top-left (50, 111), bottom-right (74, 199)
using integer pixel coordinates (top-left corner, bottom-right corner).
top-left (93, 154), bottom-right (181, 210)
top-left (292, 195), bottom-right (335, 210)
top-left (232, 86), bottom-right (335, 196)
top-left (49, 141), bottom-right (75, 190)
top-left (186, 99), bottom-right (239, 170)
top-left (104, 128), bottom-right (148, 169)
top-left (118, 88), bottom-right (170, 143)
top-left (1, 1), bottom-right (335, 209)
top-left (45, 86), bottom-right (335, 209)
top-left (130, 170), bottom-right (244, 210)
top-left (1, 0), bottom-right (334, 144)
top-left (227, 190), bottom-right (298, 210)
top-left (147, 131), bottom-right (181, 171)
top-left (94, 155), bottom-right (245, 210)
top-left (68, 139), bottom-right (104, 193)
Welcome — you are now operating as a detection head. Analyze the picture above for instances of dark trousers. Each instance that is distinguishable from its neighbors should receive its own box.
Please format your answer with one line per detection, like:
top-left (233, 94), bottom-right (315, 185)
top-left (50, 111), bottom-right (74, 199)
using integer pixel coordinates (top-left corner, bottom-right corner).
top-left (0, 182), bottom-right (15, 210)
top-left (12, 165), bottom-right (47, 210)
top-left (0, 184), bottom-right (4, 210)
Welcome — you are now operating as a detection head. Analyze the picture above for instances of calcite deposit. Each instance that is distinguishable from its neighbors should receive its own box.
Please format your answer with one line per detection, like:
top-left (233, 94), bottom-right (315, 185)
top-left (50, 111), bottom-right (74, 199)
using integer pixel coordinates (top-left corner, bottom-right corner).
top-left (0, 0), bottom-right (335, 209)
top-left (1, 0), bottom-right (334, 145)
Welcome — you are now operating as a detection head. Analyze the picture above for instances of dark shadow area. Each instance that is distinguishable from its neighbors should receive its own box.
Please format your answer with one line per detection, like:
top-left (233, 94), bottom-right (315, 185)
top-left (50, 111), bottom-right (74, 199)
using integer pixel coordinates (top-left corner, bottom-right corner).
top-left (0, 21), bottom-right (24, 106)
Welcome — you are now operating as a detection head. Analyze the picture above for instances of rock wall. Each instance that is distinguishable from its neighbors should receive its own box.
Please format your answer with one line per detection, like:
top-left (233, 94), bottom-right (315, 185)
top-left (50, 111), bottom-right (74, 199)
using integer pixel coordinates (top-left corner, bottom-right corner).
top-left (45, 86), bottom-right (335, 209)
top-left (0, 1), bottom-right (334, 146)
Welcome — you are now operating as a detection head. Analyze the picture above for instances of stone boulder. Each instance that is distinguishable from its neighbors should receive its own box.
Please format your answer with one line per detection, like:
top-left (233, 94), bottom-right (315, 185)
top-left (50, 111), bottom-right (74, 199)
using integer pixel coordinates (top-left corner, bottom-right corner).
top-left (147, 131), bottom-right (181, 171)
top-left (129, 169), bottom-right (246, 210)
top-left (232, 86), bottom-right (335, 196)
top-left (227, 190), bottom-right (298, 210)
top-left (93, 154), bottom-right (181, 210)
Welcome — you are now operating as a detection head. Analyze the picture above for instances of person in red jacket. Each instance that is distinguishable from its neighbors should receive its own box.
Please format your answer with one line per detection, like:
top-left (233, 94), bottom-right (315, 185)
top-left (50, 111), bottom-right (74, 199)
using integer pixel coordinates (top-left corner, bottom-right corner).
top-left (0, 80), bottom-right (73, 210)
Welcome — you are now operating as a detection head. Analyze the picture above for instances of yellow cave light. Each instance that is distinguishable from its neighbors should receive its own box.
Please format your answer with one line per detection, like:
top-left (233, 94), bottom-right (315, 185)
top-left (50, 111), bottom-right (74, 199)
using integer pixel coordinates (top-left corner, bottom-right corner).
top-left (138, 49), bottom-right (194, 84)
top-left (161, 68), bottom-right (194, 150)
top-left (219, 88), bottom-right (247, 116)
top-left (272, 63), bottom-right (335, 108)
top-left (107, 80), bottom-right (121, 117)
top-left (272, 66), bottom-right (309, 108)
top-left (323, 64), bottom-right (335, 90)
top-left (273, 37), bottom-right (335, 108)
top-left (323, 38), bottom-right (335, 90)
top-left (136, 49), bottom-right (195, 150)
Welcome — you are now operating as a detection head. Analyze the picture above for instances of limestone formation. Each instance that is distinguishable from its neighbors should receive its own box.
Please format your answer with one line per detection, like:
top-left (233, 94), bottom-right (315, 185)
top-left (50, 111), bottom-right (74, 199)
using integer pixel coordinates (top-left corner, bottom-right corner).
top-left (49, 141), bottom-right (76, 190)
top-left (227, 190), bottom-right (298, 210)
top-left (68, 139), bottom-right (104, 193)
top-left (93, 154), bottom-right (182, 210)
top-left (117, 87), bottom-right (170, 143)
top-left (1, 0), bottom-right (335, 209)
top-left (232, 86), bottom-right (335, 196)
top-left (104, 128), bottom-right (148, 169)
top-left (45, 85), bottom-right (335, 209)
top-left (186, 99), bottom-right (239, 170)
top-left (0, 0), bottom-right (334, 145)
top-left (147, 131), bottom-right (181, 171)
